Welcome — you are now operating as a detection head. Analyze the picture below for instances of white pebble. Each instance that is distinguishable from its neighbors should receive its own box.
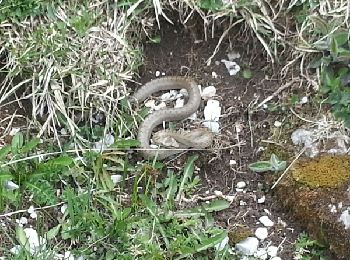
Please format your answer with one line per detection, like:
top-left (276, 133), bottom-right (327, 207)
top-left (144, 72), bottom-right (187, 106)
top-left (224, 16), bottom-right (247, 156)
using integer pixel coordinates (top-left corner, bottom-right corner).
top-left (274, 121), bottom-right (282, 127)
top-left (300, 96), bottom-right (308, 104)
top-left (204, 100), bottom-right (221, 121)
top-left (111, 175), bottom-right (123, 184)
top-left (201, 86), bottom-right (217, 100)
top-left (255, 249), bottom-right (268, 260)
top-left (175, 98), bottom-right (184, 108)
top-left (267, 246), bottom-right (278, 257)
top-left (155, 71), bottom-right (160, 77)
top-left (271, 257), bottom-right (282, 260)
top-left (236, 237), bottom-right (259, 256)
top-left (214, 190), bottom-right (223, 197)
top-left (239, 200), bottom-right (247, 206)
top-left (229, 159), bottom-right (237, 165)
top-left (255, 227), bottom-right (268, 240)
top-left (236, 181), bottom-right (246, 189)
top-left (212, 71), bottom-right (218, 78)
top-left (203, 121), bottom-right (220, 133)
top-left (257, 196), bottom-right (266, 204)
top-left (4, 180), bottom-right (19, 190)
top-left (61, 204), bottom-right (68, 214)
top-left (259, 216), bottom-right (274, 227)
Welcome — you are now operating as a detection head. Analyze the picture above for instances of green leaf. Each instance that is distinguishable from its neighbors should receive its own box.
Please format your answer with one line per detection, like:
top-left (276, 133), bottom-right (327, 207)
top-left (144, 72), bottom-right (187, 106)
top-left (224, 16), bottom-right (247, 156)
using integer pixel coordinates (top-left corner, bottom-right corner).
top-left (0, 145), bottom-right (11, 161)
top-left (333, 30), bottom-right (349, 46)
top-left (330, 37), bottom-right (339, 58)
top-left (112, 139), bottom-right (140, 148)
top-left (20, 138), bottom-right (40, 153)
top-left (176, 155), bottom-right (198, 200)
top-left (242, 69), bottom-right (253, 79)
top-left (11, 132), bottom-right (24, 153)
top-left (148, 35), bottom-right (161, 43)
top-left (199, 0), bottom-right (223, 11)
top-left (16, 225), bottom-right (30, 253)
top-left (46, 224), bottom-right (61, 240)
top-left (47, 155), bottom-right (74, 167)
top-left (202, 200), bottom-right (230, 212)
top-left (248, 161), bottom-right (272, 173)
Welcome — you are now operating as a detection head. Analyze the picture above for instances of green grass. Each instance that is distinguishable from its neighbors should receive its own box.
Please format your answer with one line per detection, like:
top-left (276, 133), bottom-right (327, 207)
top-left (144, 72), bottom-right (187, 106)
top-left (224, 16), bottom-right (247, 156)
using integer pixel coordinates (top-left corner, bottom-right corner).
top-left (0, 133), bottom-right (231, 259)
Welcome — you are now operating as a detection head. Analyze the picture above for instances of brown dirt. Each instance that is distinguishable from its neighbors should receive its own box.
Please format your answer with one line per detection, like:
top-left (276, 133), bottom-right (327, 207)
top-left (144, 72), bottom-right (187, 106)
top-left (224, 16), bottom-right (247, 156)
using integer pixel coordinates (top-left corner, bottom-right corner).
top-left (135, 15), bottom-right (328, 259)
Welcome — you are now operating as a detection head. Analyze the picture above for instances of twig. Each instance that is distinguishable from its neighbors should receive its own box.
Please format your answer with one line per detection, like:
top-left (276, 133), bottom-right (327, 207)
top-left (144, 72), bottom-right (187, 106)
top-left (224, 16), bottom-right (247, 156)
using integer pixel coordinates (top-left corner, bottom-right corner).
top-left (271, 146), bottom-right (306, 190)
top-left (255, 78), bottom-right (299, 109)
top-left (0, 202), bottom-right (65, 218)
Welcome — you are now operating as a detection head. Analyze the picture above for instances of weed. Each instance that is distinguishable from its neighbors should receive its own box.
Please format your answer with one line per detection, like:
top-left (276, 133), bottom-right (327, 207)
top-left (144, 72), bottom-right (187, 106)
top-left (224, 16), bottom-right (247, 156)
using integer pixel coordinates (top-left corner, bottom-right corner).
top-left (294, 232), bottom-right (326, 260)
top-left (248, 154), bottom-right (287, 173)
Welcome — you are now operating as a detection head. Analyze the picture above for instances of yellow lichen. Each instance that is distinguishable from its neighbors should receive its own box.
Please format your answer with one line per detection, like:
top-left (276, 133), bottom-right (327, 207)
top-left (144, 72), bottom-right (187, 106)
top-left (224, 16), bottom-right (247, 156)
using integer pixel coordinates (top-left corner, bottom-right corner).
top-left (292, 155), bottom-right (350, 188)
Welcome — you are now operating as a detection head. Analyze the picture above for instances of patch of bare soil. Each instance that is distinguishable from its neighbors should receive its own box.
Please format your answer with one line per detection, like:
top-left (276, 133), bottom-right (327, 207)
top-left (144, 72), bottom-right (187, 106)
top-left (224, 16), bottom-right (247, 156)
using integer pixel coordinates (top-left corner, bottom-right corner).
top-left (0, 76), bottom-right (30, 146)
top-left (136, 15), bottom-right (327, 259)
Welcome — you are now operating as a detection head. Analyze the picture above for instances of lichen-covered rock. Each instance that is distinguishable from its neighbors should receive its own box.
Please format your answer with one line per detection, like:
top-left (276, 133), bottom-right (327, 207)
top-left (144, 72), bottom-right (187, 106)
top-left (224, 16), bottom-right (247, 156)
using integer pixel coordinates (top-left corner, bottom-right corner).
top-left (274, 154), bottom-right (350, 259)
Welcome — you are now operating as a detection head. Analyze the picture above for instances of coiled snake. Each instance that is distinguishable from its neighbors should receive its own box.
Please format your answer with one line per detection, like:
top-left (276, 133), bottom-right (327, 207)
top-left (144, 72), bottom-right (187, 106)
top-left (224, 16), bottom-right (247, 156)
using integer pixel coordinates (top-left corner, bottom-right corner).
top-left (131, 76), bottom-right (213, 160)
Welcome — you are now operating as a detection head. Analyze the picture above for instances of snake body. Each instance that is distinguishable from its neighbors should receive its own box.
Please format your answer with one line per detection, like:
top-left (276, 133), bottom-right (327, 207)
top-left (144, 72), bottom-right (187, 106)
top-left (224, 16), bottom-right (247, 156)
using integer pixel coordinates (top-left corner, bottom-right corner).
top-left (131, 76), bottom-right (207, 160)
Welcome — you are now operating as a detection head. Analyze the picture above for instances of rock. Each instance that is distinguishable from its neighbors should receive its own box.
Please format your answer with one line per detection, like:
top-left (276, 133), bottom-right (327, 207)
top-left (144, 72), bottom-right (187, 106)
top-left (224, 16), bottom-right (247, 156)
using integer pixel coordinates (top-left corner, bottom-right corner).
top-left (201, 86), bottom-right (216, 100)
top-left (204, 100), bottom-right (221, 121)
top-left (270, 257), bottom-right (282, 260)
top-left (255, 227), bottom-right (268, 240)
top-left (259, 216), bottom-right (274, 227)
top-left (275, 154), bottom-right (350, 258)
top-left (267, 246), bottom-right (278, 257)
top-left (203, 121), bottom-right (220, 133)
top-left (255, 249), bottom-right (268, 259)
top-left (111, 175), bottom-right (123, 184)
top-left (235, 237), bottom-right (259, 256)
top-left (257, 196), bottom-right (266, 204)
top-left (4, 180), bottom-right (19, 190)
top-left (236, 181), bottom-right (246, 189)
top-left (221, 59), bottom-right (240, 76)
top-left (339, 209), bottom-right (350, 229)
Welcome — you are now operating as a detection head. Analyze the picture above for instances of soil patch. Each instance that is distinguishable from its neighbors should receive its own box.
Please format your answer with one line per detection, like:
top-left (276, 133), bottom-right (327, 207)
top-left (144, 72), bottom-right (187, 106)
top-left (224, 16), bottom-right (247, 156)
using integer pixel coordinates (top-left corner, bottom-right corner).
top-left (136, 15), bottom-right (323, 259)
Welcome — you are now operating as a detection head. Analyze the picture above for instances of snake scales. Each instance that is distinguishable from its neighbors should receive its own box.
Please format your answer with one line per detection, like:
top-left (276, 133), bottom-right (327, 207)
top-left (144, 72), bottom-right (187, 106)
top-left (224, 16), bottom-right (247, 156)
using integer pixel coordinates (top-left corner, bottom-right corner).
top-left (131, 76), bottom-right (213, 160)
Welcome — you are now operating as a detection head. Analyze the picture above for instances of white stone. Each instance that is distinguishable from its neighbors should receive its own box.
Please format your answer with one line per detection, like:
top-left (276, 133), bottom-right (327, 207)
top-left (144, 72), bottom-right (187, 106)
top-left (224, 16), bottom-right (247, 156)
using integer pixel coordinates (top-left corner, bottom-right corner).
top-left (236, 181), bottom-right (246, 189)
top-left (201, 86), bottom-right (217, 100)
top-left (291, 129), bottom-right (313, 147)
top-left (61, 204), bottom-right (68, 214)
top-left (221, 59), bottom-right (240, 76)
top-left (212, 71), bottom-right (218, 78)
top-left (255, 249), bottom-right (268, 259)
top-left (174, 98), bottom-right (184, 108)
top-left (60, 128), bottom-right (67, 135)
top-left (300, 96), bottom-right (308, 104)
top-left (111, 175), bottom-right (123, 184)
top-left (153, 102), bottom-right (166, 111)
top-left (257, 196), bottom-right (265, 204)
top-left (10, 245), bottom-right (21, 255)
top-left (271, 257), bottom-right (282, 260)
top-left (235, 237), bottom-right (259, 256)
top-left (214, 236), bottom-right (229, 251)
top-left (274, 121), bottom-right (282, 127)
top-left (204, 100), bottom-right (221, 121)
top-left (339, 209), bottom-right (350, 229)
top-left (267, 246), bottom-right (278, 257)
top-left (229, 160), bottom-right (237, 165)
top-left (145, 99), bottom-right (156, 108)
top-left (214, 190), bottom-right (223, 197)
top-left (155, 71), bottom-right (160, 77)
top-left (225, 195), bottom-right (235, 203)
top-left (23, 227), bottom-right (46, 254)
top-left (239, 200), bottom-right (247, 206)
top-left (203, 121), bottom-right (220, 133)
top-left (227, 51), bottom-right (241, 60)
top-left (255, 227), bottom-right (268, 240)
top-left (259, 216), bottom-right (274, 227)
top-left (4, 180), bottom-right (19, 190)
top-left (9, 127), bottom-right (20, 136)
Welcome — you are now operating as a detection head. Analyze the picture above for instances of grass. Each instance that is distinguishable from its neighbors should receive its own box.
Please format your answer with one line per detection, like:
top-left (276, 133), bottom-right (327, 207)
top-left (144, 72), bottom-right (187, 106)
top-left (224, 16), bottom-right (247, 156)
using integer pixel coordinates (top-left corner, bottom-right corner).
top-left (1, 0), bottom-right (350, 258)
top-left (0, 133), bottom-right (231, 259)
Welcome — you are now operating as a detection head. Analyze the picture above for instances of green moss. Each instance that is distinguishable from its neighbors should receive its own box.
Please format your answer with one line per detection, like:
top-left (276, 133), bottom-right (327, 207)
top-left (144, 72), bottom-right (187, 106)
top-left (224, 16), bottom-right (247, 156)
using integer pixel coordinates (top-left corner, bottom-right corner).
top-left (260, 143), bottom-right (291, 161)
top-left (228, 226), bottom-right (252, 245)
top-left (292, 155), bottom-right (350, 188)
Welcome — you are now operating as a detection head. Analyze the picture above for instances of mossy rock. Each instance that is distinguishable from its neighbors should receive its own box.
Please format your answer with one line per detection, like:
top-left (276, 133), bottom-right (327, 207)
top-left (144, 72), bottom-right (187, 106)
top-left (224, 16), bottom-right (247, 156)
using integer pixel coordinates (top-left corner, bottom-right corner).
top-left (274, 154), bottom-right (350, 259)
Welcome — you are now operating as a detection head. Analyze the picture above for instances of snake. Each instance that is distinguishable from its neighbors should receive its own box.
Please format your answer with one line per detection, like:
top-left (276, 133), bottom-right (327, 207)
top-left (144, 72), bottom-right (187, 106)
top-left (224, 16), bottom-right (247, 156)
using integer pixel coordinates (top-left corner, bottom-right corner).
top-left (131, 76), bottom-right (213, 160)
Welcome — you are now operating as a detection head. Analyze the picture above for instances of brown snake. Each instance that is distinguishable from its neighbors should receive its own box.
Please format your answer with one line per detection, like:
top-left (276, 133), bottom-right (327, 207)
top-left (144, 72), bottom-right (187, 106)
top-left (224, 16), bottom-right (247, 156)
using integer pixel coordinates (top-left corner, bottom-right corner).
top-left (131, 76), bottom-right (213, 160)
